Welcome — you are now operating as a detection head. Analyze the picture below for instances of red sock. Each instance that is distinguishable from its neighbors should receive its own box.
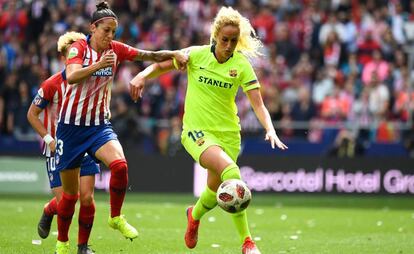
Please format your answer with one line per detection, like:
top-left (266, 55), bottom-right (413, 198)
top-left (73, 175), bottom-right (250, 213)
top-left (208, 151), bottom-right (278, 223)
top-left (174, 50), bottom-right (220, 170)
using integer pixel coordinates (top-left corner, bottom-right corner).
top-left (109, 159), bottom-right (128, 218)
top-left (78, 202), bottom-right (95, 245)
top-left (44, 197), bottom-right (57, 216)
top-left (57, 192), bottom-right (78, 242)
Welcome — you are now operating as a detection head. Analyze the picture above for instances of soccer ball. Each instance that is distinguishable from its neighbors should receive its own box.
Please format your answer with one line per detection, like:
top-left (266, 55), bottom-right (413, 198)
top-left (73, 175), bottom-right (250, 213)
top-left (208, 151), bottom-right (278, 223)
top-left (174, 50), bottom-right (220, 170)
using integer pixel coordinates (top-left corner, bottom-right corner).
top-left (216, 179), bottom-right (252, 213)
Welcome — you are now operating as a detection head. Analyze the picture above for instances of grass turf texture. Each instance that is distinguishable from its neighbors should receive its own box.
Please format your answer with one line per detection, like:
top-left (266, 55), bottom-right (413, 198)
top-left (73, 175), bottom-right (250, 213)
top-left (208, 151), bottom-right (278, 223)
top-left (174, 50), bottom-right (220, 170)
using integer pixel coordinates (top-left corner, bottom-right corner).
top-left (0, 193), bottom-right (413, 254)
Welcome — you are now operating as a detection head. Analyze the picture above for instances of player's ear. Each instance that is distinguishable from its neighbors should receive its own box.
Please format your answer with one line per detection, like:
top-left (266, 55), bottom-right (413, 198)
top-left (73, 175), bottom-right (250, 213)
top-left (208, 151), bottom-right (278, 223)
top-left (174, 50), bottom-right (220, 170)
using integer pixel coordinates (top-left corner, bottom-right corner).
top-left (60, 48), bottom-right (67, 61)
top-left (90, 24), bottom-right (97, 34)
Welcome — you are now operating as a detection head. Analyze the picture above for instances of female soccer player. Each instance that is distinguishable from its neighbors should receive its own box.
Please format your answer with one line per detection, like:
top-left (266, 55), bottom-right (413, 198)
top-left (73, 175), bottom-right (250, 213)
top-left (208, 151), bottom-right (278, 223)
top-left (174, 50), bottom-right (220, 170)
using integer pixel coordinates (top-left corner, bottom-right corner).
top-left (53, 2), bottom-right (187, 253)
top-left (27, 31), bottom-right (98, 254)
top-left (129, 6), bottom-right (287, 254)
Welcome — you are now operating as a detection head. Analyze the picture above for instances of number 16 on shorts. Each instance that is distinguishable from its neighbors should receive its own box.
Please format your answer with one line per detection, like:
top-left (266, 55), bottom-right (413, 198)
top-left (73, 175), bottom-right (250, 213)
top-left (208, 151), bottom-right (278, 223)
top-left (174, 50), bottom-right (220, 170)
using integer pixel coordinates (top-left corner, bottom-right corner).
top-left (188, 130), bottom-right (205, 146)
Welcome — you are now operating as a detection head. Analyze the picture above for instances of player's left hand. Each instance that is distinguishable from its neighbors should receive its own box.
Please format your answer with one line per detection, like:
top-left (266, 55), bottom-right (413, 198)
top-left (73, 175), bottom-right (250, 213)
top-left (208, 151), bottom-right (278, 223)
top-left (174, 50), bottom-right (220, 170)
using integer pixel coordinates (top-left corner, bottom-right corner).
top-left (265, 129), bottom-right (288, 150)
top-left (129, 74), bottom-right (146, 102)
top-left (173, 51), bottom-right (188, 70)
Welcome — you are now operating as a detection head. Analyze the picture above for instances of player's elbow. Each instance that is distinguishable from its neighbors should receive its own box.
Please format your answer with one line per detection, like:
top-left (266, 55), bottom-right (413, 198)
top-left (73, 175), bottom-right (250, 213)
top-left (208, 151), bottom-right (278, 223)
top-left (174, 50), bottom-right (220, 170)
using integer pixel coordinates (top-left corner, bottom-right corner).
top-left (65, 64), bottom-right (82, 84)
top-left (66, 74), bottom-right (77, 85)
top-left (26, 108), bottom-right (35, 126)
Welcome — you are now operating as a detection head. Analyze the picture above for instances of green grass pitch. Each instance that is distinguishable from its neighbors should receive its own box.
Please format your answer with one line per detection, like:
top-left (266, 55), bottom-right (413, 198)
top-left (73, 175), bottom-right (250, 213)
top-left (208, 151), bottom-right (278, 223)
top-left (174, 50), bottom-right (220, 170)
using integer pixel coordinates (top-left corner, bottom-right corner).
top-left (0, 193), bottom-right (413, 254)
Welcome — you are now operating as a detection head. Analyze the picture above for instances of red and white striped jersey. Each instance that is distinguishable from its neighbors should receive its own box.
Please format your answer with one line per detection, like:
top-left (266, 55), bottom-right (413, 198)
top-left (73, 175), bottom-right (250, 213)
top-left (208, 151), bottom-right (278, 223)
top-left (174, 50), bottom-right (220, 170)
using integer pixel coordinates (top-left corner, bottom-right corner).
top-left (33, 71), bottom-right (66, 156)
top-left (59, 38), bottom-right (139, 126)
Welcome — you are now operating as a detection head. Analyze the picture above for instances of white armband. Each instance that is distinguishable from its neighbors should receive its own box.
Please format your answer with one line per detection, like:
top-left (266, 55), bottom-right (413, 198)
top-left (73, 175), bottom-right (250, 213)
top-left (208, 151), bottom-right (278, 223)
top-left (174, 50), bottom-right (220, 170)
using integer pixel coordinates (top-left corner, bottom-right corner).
top-left (43, 134), bottom-right (54, 145)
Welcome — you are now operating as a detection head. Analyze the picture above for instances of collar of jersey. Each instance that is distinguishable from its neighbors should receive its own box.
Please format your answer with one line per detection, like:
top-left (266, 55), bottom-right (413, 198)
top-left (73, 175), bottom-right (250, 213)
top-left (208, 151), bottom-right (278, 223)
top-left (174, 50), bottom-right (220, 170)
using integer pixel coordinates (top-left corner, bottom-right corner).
top-left (61, 69), bottom-right (66, 81)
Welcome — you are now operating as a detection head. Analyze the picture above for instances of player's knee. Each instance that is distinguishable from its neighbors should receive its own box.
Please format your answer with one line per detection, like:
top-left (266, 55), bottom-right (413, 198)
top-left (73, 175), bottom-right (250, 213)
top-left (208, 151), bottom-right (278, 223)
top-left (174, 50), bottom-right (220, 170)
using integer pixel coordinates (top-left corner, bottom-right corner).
top-left (109, 159), bottom-right (128, 175)
top-left (109, 159), bottom-right (128, 189)
top-left (63, 186), bottom-right (79, 195)
top-left (79, 193), bottom-right (94, 206)
top-left (54, 190), bottom-right (63, 203)
top-left (220, 163), bottom-right (241, 181)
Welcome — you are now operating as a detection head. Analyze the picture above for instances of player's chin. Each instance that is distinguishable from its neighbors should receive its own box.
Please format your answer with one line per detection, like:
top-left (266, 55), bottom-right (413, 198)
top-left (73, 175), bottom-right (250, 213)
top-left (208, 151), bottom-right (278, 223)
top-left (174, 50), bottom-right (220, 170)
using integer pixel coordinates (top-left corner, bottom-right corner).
top-left (102, 41), bottom-right (111, 48)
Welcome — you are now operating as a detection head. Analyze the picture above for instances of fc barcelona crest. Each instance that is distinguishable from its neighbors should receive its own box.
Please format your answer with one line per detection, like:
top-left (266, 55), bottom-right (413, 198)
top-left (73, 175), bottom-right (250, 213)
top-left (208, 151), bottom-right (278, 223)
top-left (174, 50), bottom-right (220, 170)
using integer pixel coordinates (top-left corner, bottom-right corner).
top-left (196, 138), bottom-right (205, 146)
top-left (229, 69), bottom-right (237, 77)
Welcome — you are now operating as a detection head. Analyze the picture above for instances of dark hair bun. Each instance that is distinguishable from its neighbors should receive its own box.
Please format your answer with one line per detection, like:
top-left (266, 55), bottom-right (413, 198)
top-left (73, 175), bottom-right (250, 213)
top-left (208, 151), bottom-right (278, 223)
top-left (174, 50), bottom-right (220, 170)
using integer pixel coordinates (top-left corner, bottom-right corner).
top-left (96, 1), bottom-right (109, 11)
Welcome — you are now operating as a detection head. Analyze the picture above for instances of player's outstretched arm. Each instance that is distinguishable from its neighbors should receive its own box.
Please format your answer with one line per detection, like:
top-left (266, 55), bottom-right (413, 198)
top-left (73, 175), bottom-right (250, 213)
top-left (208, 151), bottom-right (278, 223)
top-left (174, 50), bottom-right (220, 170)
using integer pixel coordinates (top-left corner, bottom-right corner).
top-left (27, 103), bottom-right (56, 152)
top-left (246, 88), bottom-right (288, 150)
top-left (129, 60), bottom-right (176, 102)
top-left (134, 50), bottom-right (188, 70)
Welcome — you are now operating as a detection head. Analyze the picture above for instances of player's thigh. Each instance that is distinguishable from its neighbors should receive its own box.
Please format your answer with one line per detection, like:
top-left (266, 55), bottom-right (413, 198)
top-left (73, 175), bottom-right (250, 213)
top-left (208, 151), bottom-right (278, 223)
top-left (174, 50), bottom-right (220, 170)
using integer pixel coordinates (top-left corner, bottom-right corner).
top-left (85, 123), bottom-right (123, 167)
top-left (181, 129), bottom-right (234, 175)
top-left (200, 131), bottom-right (241, 183)
top-left (55, 123), bottom-right (90, 171)
top-left (94, 139), bottom-right (125, 167)
top-left (200, 146), bottom-right (234, 175)
top-left (59, 167), bottom-right (80, 195)
top-left (182, 129), bottom-right (221, 164)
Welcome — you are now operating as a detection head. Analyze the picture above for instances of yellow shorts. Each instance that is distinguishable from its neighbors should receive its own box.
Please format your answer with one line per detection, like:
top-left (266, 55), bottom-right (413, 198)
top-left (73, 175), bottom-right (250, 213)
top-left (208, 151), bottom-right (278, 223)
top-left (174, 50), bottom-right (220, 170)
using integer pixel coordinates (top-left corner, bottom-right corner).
top-left (181, 129), bottom-right (241, 163)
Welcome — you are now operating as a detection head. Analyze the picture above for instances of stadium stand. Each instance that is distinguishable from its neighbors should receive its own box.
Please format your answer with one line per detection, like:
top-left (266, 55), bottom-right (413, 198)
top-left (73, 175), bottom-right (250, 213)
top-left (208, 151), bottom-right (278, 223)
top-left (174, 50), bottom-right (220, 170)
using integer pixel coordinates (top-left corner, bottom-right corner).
top-left (0, 0), bottom-right (413, 157)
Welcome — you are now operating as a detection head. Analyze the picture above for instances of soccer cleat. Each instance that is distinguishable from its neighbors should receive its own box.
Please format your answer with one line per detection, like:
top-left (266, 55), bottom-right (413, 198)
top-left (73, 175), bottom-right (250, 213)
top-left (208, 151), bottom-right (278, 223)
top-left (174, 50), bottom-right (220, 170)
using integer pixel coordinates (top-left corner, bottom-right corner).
top-left (108, 215), bottom-right (138, 240)
top-left (55, 240), bottom-right (69, 254)
top-left (184, 206), bottom-right (200, 249)
top-left (37, 211), bottom-right (53, 239)
top-left (77, 243), bottom-right (95, 254)
top-left (242, 237), bottom-right (261, 254)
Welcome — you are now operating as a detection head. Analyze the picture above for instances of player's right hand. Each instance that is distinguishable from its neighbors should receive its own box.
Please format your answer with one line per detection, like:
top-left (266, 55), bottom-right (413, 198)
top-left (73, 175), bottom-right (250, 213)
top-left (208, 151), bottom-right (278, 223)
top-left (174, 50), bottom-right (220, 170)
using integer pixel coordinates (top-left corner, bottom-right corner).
top-left (129, 74), bottom-right (146, 102)
top-left (49, 140), bottom-right (56, 153)
top-left (99, 50), bottom-right (115, 68)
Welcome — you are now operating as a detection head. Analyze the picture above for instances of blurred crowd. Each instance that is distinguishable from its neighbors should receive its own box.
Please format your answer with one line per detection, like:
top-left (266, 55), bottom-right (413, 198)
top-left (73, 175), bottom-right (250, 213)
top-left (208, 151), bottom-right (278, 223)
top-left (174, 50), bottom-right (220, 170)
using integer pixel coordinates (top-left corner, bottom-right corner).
top-left (1, 0), bottom-right (414, 156)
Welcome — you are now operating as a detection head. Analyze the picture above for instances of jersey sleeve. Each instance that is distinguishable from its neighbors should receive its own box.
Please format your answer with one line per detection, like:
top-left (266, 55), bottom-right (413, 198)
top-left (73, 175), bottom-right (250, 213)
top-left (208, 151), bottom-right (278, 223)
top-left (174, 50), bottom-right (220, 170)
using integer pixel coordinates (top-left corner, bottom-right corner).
top-left (66, 40), bottom-right (86, 65)
top-left (32, 79), bottom-right (55, 109)
top-left (32, 88), bottom-right (48, 109)
top-left (111, 40), bottom-right (139, 62)
top-left (239, 58), bottom-right (260, 92)
top-left (173, 46), bottom-right (201, 70)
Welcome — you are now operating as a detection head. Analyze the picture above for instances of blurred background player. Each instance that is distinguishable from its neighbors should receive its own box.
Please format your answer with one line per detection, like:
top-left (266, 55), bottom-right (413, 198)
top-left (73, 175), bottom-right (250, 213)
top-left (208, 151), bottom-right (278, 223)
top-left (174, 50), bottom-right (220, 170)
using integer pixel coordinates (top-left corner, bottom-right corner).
top-left (53, 2), bottom-right (187, 253)
top-left (27, 31), bottom-right (99, 254)
top-left (129, 6), bottom-right (287, 254)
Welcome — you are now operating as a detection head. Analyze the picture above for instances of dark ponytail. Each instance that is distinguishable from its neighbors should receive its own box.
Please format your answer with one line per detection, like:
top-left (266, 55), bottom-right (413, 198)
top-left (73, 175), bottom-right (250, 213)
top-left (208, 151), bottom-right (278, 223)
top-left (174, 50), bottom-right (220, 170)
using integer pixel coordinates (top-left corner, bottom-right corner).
top-left (91, 1), bottom-right (117, 26)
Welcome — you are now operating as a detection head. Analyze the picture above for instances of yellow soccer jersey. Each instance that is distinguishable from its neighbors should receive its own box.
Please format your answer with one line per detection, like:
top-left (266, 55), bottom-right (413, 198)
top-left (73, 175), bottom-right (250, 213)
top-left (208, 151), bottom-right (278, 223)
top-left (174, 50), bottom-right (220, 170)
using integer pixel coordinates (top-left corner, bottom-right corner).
top-left (182, 45), bottom-right (260, 131)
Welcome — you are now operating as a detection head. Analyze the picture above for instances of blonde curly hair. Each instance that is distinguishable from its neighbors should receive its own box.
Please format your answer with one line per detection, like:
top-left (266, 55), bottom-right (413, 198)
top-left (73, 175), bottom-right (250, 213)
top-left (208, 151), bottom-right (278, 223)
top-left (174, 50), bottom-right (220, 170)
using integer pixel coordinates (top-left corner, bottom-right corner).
top-left (210, 6), bottom-right (263, 58)
top-left (57, 31), bottom-right (86, 56)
